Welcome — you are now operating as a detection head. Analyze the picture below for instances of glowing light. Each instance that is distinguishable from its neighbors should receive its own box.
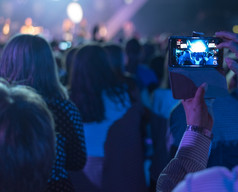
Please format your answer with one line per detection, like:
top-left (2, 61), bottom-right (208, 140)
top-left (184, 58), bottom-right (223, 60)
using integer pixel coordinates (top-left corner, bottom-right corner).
top-left (2, 23), bottom-right (10, 35)
top-left (233, 25), bottom-right (238, 34)
top-left (62, 19), bottom-right (74, 32)
top-left (124, 0), bottom-right (134, 4)
top-left (59, 41), bottom-right (72, 51)
top-left (25, 17), bottom-right (32, 26)
top-left (123, 21), bottom-right (135, 38)
top-left (180, 44), bottom-right (187, 49)
top-left (20, 18), bottom-right (43, 35)
top-left (3, 19), bottom-right (10, 35)
top-left (67, 2), bottom-right (83, 23)
top-left (99, 25), bottom-right (108, 38)
top-left (208, 43), bottom-right (216, 48)
top-left (190, 41), bottom-right (207, 52)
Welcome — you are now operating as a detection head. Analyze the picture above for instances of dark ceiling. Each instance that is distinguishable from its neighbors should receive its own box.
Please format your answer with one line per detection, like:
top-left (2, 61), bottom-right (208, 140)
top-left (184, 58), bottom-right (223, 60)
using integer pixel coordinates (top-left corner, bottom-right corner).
top-left (133, 0), bottom-right (238, 37)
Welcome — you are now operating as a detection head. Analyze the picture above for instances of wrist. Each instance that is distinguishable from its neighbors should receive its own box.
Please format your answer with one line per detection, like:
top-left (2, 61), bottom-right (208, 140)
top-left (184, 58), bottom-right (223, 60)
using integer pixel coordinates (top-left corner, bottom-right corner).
top-left (186, 125), bottom-right (213, 140)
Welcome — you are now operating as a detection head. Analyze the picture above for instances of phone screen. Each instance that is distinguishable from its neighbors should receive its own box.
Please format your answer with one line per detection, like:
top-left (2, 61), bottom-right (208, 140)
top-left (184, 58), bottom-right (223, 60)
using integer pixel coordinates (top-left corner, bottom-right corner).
top-left (59, 41), bottom-right (72, 51)
top-left (169, 36), bottom-right (223, 67)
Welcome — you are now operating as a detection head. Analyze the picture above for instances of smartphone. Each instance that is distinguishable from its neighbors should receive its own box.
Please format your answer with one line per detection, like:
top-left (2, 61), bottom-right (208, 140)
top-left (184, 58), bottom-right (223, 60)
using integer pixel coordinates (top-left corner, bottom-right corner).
top-left (169, 36), bottom-right (223, 68)
top-left (168, 36), bottom-right (228, 99)
top-left (59, 41), bottom-right (72, 51)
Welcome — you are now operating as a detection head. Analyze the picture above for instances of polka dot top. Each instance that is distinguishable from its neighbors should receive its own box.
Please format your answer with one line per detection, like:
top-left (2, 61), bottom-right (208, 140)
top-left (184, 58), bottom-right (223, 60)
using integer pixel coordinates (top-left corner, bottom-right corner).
top-left (44, 97), bottom-right (86, 187)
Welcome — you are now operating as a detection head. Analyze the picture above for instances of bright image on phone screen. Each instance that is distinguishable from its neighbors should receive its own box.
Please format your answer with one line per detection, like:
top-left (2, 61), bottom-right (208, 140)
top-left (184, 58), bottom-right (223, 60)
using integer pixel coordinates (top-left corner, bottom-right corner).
top-left (174, 38), bottom-right (221, 67)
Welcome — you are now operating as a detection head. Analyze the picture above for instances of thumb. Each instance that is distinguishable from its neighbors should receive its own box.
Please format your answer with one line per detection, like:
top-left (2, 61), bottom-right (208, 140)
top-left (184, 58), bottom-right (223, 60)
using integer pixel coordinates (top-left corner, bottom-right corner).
top-left (194, 83), bottom-right (207, 103)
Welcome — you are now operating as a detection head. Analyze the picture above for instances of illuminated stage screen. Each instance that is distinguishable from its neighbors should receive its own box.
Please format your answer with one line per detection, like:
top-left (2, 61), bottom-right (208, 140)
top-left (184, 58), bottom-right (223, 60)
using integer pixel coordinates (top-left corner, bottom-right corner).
top-left (169, 37), bottom-right (223, 67)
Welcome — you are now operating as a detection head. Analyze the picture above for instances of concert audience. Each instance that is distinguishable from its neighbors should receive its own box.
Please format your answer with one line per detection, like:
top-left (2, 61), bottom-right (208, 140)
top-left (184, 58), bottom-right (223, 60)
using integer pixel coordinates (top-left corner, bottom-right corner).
top-left (157, 31), bottom-right (238, 192)
top-left (0, 81), bottom-right (55, 192)
top-left (0, 34), bottom-right (86, 192)
top-left (0, 18), bottom-right (237, 192)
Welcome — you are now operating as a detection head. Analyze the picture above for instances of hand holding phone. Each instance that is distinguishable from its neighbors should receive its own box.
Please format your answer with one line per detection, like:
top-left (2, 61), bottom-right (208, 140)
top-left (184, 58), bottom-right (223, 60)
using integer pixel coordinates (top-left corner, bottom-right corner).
top-left (168, 36), bottom-right (228, 99)
top-left (216, 31), bottom-right (238, 75)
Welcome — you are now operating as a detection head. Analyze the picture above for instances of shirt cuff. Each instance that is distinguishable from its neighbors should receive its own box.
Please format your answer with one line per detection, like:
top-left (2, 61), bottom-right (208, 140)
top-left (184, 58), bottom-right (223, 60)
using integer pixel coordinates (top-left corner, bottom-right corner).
top-left (175, 130), bottom-right (211, 168)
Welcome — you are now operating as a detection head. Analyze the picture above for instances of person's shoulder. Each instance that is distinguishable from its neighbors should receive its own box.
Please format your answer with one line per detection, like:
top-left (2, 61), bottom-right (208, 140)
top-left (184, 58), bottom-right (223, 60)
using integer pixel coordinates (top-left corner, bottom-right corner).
top-left (61, 99), bottom-right (80, 113)
top-left (46, 97), bottom-right (80, 113)
top-left (174, 166), bottom-right (235, 192)
top-left (187, 166), bottom-right (230, 178)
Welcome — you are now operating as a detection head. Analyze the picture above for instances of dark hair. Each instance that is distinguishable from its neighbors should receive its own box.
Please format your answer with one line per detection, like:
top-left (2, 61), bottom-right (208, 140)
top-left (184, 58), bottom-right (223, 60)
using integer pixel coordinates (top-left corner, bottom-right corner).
top-left (125, 38), bottom-right (141, 56)
top-left (150, 55), bottom-right (165, 84)
top-left (70, 44), bottom-right (127, 122)
top-left (103, 44), bottom-right (125, 78)
top-left (63, 47), bottom-right (78, 86)
top-left (0, 34), bottom-right (68, 99)
top-left (125, 38), bottom-right (142, 73)
top-left (141, 42), bottom-right (156, 64)
top-left (0, 81), bottom-right (55, 192)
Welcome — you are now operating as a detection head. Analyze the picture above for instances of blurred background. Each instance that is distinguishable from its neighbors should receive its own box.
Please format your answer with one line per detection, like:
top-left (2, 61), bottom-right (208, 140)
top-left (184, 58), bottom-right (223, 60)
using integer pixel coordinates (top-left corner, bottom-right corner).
top-left (0, 0), bottom-right (238, 43)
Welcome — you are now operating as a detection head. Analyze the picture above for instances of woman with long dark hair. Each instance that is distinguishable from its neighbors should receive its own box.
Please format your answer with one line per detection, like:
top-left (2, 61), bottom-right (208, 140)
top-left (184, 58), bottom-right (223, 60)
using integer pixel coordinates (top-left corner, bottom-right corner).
top-left (0, 34), bottom-right (86, 192)
top-left (103, 43), bottom-right (141, 103)
top-left (70, 44), bottom-right (147, 191)
top-left (70, 44), bottom-right (128, 123)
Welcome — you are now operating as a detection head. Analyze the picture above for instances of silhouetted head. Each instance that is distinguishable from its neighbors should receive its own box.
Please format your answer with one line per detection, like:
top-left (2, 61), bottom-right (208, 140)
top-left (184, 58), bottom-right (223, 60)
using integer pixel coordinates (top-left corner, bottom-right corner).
top-left (150, 55), bottom-right (165, 84)
top-left (103, 44), bottom-right (125, 78)
top-left (125, 38), bottom-right (141, 59)
top-left (141, 42), bottom-right (156, 65)
top-left (125, 38), bottom-right (142, 73)
top-left (92, 25), bottom-right (100, 41)
top-left (0, 34), bottom-right (67, 99)
top-left (70, 44), bottom-right (127, 122)
top-left (0, 80), bottom-right (55, 192)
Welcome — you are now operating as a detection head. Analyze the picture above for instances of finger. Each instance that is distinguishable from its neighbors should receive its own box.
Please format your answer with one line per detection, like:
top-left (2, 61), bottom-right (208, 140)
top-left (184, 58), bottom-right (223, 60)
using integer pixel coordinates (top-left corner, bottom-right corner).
top-left (225, 57), bottom-right (238, 74)
top-left (216, 41), bottom-right (238, 54)
top-left (215, 31), bottom-right (238, 43)
top-left (182, 99), bottom-right (192, 111)
top-left (194, 83), bottom-right (207, 103)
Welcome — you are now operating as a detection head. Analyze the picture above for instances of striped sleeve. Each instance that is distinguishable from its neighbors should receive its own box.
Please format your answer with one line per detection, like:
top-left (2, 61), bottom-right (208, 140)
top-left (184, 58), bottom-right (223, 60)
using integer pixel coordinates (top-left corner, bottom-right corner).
top-left (156, 130), bottom-right (211, 192)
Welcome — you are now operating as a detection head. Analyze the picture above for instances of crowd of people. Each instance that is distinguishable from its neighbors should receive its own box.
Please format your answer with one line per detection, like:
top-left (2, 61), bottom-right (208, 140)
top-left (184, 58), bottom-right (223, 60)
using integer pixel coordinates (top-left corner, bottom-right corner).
top-left (0, 28), bottom-right (238, 192)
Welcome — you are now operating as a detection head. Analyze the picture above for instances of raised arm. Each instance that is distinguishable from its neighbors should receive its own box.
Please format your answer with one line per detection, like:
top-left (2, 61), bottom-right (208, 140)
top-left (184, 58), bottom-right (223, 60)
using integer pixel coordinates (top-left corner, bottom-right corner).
top-left (156, 84), bottom-right (213, 192)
